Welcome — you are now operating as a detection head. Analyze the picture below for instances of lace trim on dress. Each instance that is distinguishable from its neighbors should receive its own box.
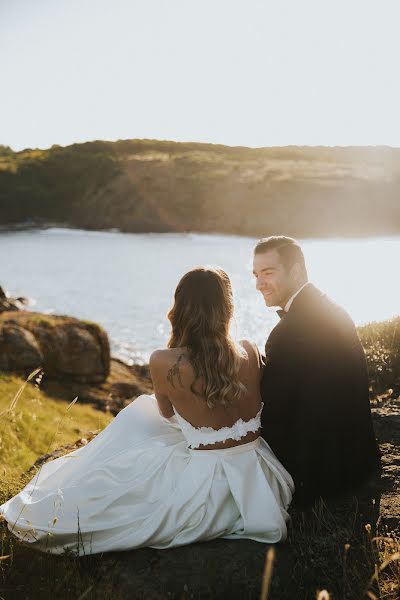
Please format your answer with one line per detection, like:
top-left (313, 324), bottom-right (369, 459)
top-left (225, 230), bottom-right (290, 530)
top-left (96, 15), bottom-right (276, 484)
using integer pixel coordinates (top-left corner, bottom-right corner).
top-left (173, 403), bottom-right (264, 449)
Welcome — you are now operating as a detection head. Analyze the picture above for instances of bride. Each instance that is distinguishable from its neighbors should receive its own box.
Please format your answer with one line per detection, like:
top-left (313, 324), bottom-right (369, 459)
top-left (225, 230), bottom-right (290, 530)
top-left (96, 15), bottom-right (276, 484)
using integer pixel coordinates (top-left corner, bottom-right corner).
top-left (0, 267), bottom-right (294, 555)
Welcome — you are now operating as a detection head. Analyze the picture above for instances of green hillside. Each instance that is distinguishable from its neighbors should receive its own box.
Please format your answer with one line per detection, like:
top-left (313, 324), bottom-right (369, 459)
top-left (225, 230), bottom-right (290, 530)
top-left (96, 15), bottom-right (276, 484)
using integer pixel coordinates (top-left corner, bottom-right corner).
top-left (0, 140), bottom-right (400, 237)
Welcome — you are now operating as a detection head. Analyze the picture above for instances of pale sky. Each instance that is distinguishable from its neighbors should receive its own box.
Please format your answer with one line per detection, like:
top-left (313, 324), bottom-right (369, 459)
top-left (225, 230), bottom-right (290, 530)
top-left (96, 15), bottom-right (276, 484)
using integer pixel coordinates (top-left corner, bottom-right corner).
top-left (1, 0), bottom-right (399, 151)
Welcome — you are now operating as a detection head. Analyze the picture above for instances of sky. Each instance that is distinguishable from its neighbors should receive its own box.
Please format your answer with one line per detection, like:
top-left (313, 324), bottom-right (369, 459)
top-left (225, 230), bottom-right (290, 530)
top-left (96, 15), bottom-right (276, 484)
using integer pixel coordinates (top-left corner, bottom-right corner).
top-left (1, 0), bottom-right (399, 151)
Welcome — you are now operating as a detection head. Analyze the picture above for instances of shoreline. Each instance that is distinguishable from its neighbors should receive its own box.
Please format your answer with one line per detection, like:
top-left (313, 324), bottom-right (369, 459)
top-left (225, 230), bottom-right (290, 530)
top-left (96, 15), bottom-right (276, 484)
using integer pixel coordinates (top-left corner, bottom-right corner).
top-left (1, 222), bottom-right (400, 242)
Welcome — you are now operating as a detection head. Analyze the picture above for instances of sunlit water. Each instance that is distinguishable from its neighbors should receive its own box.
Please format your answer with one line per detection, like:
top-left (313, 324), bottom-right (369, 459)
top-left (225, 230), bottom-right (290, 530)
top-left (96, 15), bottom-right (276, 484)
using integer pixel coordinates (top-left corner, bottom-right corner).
top-left (0, 229), bottom-right (398, 363)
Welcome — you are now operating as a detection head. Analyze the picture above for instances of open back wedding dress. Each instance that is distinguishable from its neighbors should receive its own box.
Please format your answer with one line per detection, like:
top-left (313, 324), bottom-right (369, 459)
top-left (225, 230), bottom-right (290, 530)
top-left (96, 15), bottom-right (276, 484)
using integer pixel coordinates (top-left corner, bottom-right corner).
top-left (0, 394), bottom-right (294, 555)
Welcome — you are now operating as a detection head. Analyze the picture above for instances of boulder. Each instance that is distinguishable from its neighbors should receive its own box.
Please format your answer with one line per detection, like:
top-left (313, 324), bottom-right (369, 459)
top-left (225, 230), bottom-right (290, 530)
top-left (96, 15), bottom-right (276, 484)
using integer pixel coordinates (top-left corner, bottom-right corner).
top-left (0, 285), bottom-right (28, 313)
top-left (0, 323), bottom-right (43, 371)
top-left (0, 311), bottom-right (110, 383)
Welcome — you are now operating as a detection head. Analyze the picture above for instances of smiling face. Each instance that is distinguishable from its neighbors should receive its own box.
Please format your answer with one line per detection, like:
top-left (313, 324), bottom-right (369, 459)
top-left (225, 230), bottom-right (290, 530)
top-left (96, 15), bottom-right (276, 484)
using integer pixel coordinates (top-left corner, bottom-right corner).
top-left (253, 249), bottom-right (305, 308)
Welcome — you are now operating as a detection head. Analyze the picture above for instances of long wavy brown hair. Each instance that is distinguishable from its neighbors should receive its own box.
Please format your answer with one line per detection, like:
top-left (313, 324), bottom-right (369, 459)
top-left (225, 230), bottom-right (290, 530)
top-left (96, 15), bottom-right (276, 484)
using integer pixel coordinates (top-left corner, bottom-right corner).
top-left (167, 267), bottom-right (246, 408)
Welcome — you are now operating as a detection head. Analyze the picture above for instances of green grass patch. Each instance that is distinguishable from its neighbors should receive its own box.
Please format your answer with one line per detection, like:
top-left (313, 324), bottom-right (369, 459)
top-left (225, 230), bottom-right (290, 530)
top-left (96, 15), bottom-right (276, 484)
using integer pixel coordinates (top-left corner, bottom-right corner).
top-left (0, 371), bottom-right (112, 487)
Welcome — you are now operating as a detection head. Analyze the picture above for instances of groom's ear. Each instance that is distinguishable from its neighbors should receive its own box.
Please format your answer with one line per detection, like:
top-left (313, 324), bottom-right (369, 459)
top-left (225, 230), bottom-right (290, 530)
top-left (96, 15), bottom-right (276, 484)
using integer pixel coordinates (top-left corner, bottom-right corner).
top-left (290, 262), bottom-right (303, 281)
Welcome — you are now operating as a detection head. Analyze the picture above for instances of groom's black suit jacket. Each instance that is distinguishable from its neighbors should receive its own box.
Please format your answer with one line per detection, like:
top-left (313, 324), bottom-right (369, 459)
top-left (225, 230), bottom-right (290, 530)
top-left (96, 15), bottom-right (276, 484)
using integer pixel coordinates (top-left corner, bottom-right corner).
top-left (260, 283), bottom-right (381, 508)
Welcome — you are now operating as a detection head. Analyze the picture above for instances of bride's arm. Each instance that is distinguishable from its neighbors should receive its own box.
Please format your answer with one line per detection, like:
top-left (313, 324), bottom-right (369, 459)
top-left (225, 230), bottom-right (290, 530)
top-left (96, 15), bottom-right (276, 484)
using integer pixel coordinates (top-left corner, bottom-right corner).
top-left (149, 350), bottom-right (175, 418)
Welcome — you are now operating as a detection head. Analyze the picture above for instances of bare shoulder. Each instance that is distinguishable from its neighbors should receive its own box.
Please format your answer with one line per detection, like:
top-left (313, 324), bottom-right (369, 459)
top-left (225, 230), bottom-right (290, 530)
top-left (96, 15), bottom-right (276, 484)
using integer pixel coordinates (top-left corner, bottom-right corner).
top-left (149, 348), bottom-right (188, 376)
top-left (150, 347), bottom-right (187, 363)
top-left (149, 348), bottom-right (170, 365)
top-left (149, 348), bottom-right (176, 375)
top-left (149, 349), bottom-right (177, 391)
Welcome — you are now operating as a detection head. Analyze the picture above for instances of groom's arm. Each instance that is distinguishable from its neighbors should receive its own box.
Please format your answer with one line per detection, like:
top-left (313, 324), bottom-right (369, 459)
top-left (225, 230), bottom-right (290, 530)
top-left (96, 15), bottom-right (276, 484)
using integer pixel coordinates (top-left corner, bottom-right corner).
top-left (291, 318), bottom-right (367, 507)
top-left (260, 330), bottom-right (301, 473)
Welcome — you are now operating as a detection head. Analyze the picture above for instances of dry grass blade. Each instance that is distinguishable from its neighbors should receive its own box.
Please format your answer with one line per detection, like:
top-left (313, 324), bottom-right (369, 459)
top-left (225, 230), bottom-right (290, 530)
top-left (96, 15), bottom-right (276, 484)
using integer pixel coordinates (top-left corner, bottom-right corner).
top-left (379, 552), bottom-right (400, 572)
top-left (260, 546), bottom-right (275, 600)
top-left (0, 555), bottom-right (11, 561)
top-left (366, 591), bottom-right (378, 600)
top-left (66, 396), bottom-right (79, 411)
top-left (5, 387), bottom-right (80, 534)
top-left (76, 584), bottom-right (94, 600)
top-left (0, 367), bottom-right (42, 417)
top-left (371, 536), bottom-right (397, 543)
top-left (369, 563), bottom-right (379, 584)
top-left (316, 591), bottom-right (330, 600)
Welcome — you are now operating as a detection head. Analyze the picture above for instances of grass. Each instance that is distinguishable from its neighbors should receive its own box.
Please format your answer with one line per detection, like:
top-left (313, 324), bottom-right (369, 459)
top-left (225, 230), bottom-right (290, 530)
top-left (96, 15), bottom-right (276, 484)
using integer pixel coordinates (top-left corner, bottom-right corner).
top-left (359, 316), bottom-right (400, 398)
top-left (0, 371), bottom-right (118, 599)
top-left (0, 311), bottom-right (108, 338)
top-left (0, 317), bottom-right (399, 598)
top-left (282, 499), bottom-right (400, 600)
top-left (0, 371), bottom-right (112, 491)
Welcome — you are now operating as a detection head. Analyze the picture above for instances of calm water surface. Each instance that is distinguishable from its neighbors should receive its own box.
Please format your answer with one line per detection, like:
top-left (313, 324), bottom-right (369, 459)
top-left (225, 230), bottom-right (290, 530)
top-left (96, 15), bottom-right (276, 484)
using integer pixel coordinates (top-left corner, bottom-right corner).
top-left (1, 229), bottom-right (398, 363)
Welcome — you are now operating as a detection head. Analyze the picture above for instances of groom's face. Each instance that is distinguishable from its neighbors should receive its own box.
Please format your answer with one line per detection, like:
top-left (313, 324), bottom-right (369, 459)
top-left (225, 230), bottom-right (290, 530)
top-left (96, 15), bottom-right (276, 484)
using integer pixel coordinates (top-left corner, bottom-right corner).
top-left (253, 249), bottom-right (295, 308)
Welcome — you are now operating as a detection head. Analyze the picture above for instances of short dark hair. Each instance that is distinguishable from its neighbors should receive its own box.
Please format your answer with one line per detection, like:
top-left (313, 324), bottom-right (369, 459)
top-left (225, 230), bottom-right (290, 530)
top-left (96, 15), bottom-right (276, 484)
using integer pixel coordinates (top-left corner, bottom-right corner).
top-left (254, 236), bottom-right (306, 272)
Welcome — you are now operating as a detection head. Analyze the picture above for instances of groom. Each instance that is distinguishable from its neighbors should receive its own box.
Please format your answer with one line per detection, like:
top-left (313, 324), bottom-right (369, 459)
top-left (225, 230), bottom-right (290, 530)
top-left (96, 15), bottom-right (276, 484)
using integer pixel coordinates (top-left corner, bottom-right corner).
top-left (253, 236), bottom-right (381, 508)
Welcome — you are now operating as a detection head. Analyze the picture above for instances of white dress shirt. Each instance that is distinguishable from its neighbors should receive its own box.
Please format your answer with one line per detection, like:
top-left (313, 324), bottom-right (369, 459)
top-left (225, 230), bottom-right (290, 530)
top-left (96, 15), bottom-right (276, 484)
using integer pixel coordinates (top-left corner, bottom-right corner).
top-left (283, 281), bottom-right (310, 313)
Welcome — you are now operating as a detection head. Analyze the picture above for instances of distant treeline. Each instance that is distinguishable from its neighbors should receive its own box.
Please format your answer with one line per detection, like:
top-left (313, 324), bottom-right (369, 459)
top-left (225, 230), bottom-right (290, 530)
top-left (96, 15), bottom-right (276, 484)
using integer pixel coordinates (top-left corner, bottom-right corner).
top-left (1, 139), bottom-right (399, 237)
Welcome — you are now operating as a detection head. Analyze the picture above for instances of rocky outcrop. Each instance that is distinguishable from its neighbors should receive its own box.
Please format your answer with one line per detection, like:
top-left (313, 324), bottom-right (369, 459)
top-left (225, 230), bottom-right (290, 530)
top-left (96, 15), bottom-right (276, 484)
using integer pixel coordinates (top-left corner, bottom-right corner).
top-left (25, 431), bottom-right (100, 475)
top-left (0, 299), bottom-right (152, 410)
top-left (0, 311), bottom-right (110, 383)
top-left (25, 394), bottom-right (400, 599)
top-left (0, 286), bottom-right (28, 313)
top-left (42, 357), bottom-right (153, 414)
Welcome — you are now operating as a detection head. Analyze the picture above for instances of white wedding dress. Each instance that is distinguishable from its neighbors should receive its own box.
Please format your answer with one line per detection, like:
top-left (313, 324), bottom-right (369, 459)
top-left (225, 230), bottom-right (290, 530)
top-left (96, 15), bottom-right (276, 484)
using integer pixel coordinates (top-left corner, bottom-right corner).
top-left (0, 394), bottom-right (294, 555)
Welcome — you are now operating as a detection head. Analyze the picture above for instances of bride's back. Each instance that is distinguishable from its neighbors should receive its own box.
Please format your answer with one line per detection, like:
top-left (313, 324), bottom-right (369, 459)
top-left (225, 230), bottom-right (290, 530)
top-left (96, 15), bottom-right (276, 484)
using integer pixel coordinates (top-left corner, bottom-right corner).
top-left (150, 341), bottom-right (263, 449)
top-left (154, 341), bottom-right (262, 422)
top-left (149, 267), bottom-right (263, 449)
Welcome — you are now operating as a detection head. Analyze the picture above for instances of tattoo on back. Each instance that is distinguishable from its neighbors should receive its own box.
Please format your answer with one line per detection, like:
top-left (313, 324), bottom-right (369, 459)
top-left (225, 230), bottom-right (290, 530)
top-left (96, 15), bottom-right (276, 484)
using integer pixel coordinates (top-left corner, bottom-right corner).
top-left (167, 354), bottom-right (185, 388)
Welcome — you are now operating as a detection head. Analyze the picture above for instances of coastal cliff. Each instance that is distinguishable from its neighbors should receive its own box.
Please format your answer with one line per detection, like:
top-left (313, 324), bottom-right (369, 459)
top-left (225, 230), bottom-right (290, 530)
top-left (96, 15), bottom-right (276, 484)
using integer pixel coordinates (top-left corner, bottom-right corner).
top-left (1, 140), bottom-right (400, 238)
